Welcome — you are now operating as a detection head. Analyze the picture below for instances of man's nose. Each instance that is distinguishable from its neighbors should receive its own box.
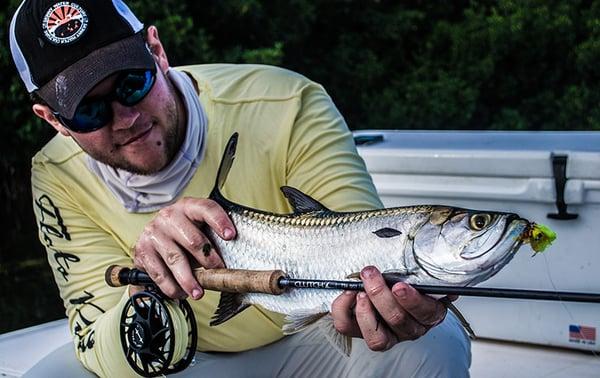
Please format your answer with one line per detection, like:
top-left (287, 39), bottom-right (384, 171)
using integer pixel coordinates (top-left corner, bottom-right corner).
top-left (110, 101), bottom-right (140, 130)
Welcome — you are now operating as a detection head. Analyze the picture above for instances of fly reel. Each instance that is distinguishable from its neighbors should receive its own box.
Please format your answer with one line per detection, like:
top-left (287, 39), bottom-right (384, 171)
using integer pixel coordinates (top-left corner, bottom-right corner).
top-left (120, 291), bottom-right (197, 377)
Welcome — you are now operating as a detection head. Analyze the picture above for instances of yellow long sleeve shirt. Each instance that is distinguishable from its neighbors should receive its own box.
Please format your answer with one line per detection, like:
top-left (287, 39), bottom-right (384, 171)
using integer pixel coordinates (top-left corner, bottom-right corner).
top-left (31, 64), bottom-right (382, 376)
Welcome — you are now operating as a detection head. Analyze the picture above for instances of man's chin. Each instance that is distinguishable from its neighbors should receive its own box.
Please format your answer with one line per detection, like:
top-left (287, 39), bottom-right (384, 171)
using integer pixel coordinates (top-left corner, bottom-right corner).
top-left (115, 160), bottom-right (167, 175)
top-left (97, 155), bottom-right (168, 175)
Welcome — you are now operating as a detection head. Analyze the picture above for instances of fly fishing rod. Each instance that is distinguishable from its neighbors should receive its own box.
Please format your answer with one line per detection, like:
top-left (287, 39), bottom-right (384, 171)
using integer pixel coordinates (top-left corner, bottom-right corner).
top-left (107, 265), bottom-right (600, 376)
top-left (106, 265), bottom-right (600, 303)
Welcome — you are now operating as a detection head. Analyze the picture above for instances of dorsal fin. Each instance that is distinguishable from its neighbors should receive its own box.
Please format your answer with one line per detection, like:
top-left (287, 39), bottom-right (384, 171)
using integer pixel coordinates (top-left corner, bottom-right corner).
top-left (209, 133), bottom-right (238, 205)
top-left (280, 186), bottom-right (330, 214)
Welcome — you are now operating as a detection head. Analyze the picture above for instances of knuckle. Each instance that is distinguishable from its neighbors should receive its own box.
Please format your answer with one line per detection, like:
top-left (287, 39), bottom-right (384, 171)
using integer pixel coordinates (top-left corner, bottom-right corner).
top-left (187, 234), bottom-right (207, 251)
top-left (148, 270), bottom-right (165, 285)
top-left (165, 250), bottom-right (184, 266)
top-left (158, 206), bottom-right (175, 219)
top-left (368, 284), bottom-right (386, 297)
top-left (387, 311), bottom-right (406, 327)
top-left (354, 302), bottom-right (369, 317)
top-left (142, 224), bottom-right (157, 238)
top-left (134, 240), bottom-right (151, 256)
top-left (203, 200), bottom-right (226, 218)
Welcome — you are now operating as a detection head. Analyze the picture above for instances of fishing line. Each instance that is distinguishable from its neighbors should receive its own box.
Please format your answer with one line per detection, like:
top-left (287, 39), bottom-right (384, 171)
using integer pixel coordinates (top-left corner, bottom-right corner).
top-left (166, 300), bottom-right (190, 364)
top-left (542, 254), bottom-right (599, 359)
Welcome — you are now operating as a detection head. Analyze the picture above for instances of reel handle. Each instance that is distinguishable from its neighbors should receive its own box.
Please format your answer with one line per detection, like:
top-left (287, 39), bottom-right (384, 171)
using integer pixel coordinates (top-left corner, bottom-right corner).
top-left (106, 265), bottom-right (287, 295)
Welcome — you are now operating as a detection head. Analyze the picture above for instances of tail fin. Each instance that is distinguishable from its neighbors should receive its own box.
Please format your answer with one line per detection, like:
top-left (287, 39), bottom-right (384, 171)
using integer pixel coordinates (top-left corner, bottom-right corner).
top-left (209, 133), bottom-right (239, 206)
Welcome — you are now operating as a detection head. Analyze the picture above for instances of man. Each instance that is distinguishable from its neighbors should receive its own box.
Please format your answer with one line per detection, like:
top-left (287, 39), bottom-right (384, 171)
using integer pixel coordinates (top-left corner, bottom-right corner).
top-left (10, 0), bottom-right (470, 376)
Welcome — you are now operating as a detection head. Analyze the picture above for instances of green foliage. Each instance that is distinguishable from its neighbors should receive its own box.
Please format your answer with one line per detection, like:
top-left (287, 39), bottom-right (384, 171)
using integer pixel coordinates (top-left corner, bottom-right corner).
top-left (1, 0), bottom-right (600, 155)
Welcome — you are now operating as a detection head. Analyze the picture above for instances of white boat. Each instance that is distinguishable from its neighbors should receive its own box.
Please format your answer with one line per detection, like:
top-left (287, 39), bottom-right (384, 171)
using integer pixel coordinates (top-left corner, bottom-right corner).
top-left (2, 130), bottom-right (599, 377)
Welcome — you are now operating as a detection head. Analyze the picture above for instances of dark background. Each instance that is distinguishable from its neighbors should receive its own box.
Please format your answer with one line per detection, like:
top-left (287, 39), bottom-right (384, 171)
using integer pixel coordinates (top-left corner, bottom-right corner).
top-left (1, 0), bottom-right (600, 333)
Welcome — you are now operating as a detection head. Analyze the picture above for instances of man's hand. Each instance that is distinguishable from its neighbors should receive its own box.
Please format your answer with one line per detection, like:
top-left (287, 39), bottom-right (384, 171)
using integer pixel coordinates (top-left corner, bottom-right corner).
top-left (331, 266), bottom-right (451, 351)
top-left (133, 197), bottom-right (236, 300)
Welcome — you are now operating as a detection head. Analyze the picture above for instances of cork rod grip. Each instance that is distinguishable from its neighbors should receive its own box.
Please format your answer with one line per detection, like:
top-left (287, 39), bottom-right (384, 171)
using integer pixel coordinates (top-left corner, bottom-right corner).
top-left (193, 268), bottom-right (287, 295)
top-left (105, 265), bottom-right (287, 295)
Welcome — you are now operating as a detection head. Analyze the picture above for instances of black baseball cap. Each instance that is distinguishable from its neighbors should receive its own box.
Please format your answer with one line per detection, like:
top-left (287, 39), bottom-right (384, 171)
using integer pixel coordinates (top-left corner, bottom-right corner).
top-left (9, 0), bottom-right (155, 119)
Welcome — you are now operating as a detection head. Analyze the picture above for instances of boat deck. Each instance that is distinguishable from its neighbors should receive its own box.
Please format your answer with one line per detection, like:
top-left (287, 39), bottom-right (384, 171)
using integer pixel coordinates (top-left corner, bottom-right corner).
top-left (470, 338), bottom-right (600, 377)
top-left (1, 319), bottom-right (599, 377)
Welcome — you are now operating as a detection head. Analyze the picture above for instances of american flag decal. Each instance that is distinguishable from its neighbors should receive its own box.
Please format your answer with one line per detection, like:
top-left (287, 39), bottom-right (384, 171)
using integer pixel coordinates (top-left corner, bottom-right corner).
top-left (569, 325), bottom-right (596, 345)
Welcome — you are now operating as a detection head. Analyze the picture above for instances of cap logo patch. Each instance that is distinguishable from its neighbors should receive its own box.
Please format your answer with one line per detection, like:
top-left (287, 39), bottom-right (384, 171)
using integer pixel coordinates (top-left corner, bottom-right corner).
top-left (42, 2), bottom-right (89, 45)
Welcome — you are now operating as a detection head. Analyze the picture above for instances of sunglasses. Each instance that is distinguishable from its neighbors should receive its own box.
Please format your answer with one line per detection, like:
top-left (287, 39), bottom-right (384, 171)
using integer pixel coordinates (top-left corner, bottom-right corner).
top-left (53, 69), bottom-right (156, 133)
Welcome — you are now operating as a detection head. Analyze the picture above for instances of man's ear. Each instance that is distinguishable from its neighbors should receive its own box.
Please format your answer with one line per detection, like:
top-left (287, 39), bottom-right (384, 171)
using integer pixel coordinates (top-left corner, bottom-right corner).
top-left (146, 26), bottom-right (170, 74)
top-left (32, 104), bottom-right (70, 136)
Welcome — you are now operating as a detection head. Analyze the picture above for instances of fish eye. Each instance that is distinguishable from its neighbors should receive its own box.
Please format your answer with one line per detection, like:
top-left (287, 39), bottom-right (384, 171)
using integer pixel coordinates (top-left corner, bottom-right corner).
top-left (469, 214), bottom-right (492, 231)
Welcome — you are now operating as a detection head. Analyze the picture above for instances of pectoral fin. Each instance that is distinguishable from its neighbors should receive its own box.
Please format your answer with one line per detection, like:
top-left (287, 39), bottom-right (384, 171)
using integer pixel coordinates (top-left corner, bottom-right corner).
top-left (439, 297), bottom-right (476, 339)
top-left (210, 292), bottom-right (250, 326)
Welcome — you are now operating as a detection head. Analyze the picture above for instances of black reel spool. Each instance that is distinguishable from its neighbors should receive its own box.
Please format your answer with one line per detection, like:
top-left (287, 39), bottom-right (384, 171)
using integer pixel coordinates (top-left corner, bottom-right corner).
top-left (120, 290), bottom-right (198, 377)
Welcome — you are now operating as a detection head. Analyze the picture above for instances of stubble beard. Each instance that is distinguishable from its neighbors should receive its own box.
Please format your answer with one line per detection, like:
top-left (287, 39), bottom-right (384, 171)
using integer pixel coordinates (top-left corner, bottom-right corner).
top-left (88, 96), bottom-right (182, 176)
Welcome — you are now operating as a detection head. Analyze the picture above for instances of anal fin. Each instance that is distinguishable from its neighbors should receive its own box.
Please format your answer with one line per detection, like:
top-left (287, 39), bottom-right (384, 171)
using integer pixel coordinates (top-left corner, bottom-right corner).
top-left (283, 308), bottom-right (353, 357)
top-left (282, 307), bottom-right (328, 335)
top-left (317, 315), bottom-right (353, 357)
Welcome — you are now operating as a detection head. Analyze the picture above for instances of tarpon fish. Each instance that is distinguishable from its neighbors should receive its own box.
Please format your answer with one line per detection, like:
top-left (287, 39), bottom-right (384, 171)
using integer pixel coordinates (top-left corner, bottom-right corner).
top-left (206, 133), bottom-right (546, 354)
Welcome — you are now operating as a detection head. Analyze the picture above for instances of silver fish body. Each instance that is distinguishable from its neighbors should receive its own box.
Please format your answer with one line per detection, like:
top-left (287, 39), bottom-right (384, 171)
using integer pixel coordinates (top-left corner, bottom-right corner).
top-left (206, 133), bottom-right (531, 338)
top-left (210, 203), bottom-right (528, 320)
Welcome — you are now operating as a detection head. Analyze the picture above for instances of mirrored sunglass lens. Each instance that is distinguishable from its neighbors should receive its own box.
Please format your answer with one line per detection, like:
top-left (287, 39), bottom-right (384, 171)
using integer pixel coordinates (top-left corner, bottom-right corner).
top-left (117, 70), bottom-right (154, 106)
top-left (71, 101), bottom-right (111, 131)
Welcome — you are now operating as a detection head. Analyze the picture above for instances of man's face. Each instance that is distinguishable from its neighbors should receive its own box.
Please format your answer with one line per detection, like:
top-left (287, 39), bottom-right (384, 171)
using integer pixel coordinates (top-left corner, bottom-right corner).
top-left (65, 66), bottom-right (185, 175)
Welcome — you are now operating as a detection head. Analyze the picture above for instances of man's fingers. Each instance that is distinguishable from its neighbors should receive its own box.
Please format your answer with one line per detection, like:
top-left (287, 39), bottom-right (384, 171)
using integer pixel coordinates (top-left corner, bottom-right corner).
top-left (355, 292), bottom-right (397, 351)
top-left (153, 236), bottom-right (206, 299)
top-left (331, 291), bottom-right (361, 337)
top-left (139, 251), bottom-right (188, 299)
top-left (182, 198), bottom-right (236, 240)
top-left (361, 266), bottom-right (427, 340)
top-left (158, 214), bottom-right (225, 269)
top-left (391, 282), bottom-right (447, 327)
top-left (361, 266), bottom-right (400, 320)
top-left (132, 197), bottom-right (235, 300)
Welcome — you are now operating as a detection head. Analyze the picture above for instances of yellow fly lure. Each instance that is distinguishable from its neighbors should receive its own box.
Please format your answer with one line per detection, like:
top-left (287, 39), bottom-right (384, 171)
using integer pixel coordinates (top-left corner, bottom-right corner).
top-left (525, 223), bottom-right (557, 253)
